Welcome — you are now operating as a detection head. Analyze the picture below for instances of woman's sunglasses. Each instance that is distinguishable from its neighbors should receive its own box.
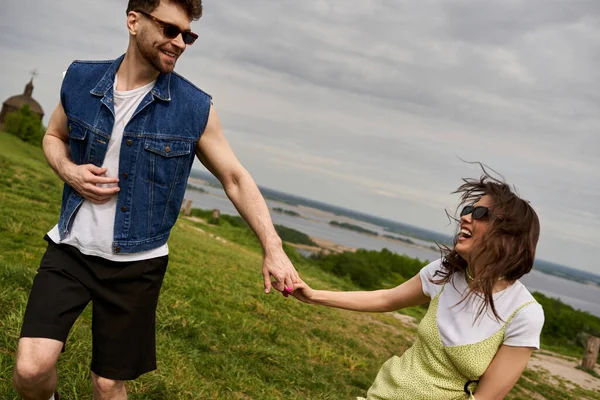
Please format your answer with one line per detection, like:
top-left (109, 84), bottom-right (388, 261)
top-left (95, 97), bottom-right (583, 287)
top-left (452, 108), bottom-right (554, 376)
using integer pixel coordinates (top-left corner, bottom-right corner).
top-left (460, 205), bottom-right (490, 220)
top-left (136, 10), bottom-right (198, 45)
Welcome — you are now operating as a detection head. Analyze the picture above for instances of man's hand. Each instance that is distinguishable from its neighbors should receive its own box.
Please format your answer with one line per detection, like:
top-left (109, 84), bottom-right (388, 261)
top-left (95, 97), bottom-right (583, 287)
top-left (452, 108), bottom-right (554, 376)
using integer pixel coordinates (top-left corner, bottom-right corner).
top-left (43, 101), bottom-right (119, 205)
top-left (63, 163), bottom-right (120, 204)
top-left (262, 247), bottom-right (301, 294)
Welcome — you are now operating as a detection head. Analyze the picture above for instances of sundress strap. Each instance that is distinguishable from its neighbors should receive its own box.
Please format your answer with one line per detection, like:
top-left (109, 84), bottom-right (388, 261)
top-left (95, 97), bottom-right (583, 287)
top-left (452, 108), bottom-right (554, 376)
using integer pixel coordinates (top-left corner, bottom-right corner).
top-left (504, 300), bottom-right (537, 325)
top-left (467, 300), bottom-right (538, 398)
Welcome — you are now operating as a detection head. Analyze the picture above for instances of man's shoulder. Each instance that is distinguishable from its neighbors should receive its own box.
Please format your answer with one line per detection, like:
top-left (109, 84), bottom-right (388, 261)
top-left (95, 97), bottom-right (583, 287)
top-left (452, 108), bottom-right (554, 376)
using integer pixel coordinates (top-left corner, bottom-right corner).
top-left (71, 58), bottom-right (115, 66)
top-left (64, 58), bottom-right (114, 80)
top-left (170, 71), bottom-right (212, 101)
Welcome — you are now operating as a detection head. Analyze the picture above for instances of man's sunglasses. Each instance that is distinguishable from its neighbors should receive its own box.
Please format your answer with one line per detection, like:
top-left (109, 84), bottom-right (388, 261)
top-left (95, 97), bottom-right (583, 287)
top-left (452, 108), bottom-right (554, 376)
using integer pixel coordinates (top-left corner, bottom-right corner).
top-left (136, 10), bottom-right (198, 45)
top-left (460, 205), bottom-right (490, 220)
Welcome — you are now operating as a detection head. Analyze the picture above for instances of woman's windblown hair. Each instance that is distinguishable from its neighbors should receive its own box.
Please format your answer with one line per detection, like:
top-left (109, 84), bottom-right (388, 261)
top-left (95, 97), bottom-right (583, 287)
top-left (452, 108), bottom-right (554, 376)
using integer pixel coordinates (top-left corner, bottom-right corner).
top-left (433, 164), bottom-right (540, 321)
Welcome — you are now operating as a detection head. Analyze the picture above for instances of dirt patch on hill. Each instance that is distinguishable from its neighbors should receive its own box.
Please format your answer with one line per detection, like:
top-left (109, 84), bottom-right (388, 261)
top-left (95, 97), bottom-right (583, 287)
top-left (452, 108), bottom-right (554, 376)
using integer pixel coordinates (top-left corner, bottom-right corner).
top-left (528, 351), bottom-right (600, 392)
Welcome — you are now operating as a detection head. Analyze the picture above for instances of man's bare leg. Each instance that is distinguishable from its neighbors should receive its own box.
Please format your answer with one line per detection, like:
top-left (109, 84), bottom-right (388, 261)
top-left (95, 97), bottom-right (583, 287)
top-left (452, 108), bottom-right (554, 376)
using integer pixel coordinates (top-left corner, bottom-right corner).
top-left (13, 337), bottom-right (63, 400)
top-left (91, 372), bottom-right (127, 400)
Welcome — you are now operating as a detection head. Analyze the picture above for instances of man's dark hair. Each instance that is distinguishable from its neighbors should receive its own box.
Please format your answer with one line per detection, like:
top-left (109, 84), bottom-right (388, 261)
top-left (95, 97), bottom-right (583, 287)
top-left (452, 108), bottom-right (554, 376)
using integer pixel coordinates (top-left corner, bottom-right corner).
top-left (127, 0), bottom-right (203, 21)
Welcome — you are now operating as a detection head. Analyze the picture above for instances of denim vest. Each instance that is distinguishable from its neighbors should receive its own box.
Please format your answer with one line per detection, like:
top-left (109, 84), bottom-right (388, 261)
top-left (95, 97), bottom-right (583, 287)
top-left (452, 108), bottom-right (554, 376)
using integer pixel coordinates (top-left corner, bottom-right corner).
top-left (58, 55), bottom-right (211, 254)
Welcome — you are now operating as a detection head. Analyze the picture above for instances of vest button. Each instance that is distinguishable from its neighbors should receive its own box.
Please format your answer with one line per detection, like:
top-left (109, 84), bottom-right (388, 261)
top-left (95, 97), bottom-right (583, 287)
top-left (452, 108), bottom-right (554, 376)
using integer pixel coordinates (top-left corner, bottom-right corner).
top-left (115, 246), bottom-right (121, 253)
top-left (126, 139), bottom-right (133, 146)
top-left (121, 206), bottom-right (127, 212)
top-left (68, 125), bottom-right (72, 133)
top-left (122, 172), bottom-right (128, 179)
top-left (165, 145), bottom-right (171, 153)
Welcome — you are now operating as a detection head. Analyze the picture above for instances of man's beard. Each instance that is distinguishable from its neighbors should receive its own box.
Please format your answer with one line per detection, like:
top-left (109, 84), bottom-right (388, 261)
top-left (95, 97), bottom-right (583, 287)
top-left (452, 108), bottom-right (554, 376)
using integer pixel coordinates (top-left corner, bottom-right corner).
top-left (137, 35), bottom-right (176, 74)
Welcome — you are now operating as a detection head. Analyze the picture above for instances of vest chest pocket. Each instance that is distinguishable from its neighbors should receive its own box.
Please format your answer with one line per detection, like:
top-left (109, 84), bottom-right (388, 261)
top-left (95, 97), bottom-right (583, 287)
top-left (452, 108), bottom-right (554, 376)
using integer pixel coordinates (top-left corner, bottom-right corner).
top-left (143, 138), bottom-right (193, 186)
top-left (67, 120), bottom-right (89, 165)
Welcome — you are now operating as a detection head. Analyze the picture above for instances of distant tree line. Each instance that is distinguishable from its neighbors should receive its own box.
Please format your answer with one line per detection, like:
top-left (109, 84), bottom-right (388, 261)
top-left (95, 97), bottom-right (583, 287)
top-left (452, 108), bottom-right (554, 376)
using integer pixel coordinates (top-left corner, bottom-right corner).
top-left (330, 221), bottom-right (379, 236)
top-left (383, 234), bottom-right (415, 245)
top-left (272, 207), bottom-right (300, 217)
top-left (273, 225), bottom-right (317, 247)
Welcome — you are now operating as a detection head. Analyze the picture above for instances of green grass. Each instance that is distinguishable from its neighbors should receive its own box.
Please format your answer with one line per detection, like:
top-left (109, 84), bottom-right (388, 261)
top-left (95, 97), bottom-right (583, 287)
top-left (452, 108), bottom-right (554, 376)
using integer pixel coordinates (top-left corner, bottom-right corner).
top-left (1, 131), bottom-right (599, 399)
top-left (541, 343), bottom-right (585, 359)
top-left (0, 132), bottom-right (411, 399)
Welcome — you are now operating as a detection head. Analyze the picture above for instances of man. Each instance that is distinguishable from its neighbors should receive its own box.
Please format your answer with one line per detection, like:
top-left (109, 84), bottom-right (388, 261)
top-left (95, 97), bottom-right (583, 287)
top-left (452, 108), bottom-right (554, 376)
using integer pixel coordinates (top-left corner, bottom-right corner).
top-left (13, 1), bottom-right (300, 399)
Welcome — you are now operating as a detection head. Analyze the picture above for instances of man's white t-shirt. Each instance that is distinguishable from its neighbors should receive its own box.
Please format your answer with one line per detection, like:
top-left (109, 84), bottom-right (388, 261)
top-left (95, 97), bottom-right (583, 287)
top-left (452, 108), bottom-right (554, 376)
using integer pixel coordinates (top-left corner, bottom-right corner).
top-left (48, 77), bottom-right (169, 262)
top-left (419, 259), bottom-right (545, 349)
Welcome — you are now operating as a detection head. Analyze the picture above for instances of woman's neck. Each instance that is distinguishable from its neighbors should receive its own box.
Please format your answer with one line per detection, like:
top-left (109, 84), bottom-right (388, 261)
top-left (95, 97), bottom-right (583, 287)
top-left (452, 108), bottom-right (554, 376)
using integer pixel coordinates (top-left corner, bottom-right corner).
top-left (465, 264), bottom-right (511, 293)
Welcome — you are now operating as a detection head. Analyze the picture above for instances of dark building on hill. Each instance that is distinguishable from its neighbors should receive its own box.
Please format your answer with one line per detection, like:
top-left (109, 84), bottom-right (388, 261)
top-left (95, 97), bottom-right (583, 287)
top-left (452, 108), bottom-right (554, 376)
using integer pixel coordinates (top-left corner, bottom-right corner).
top-left (0, 77), bottom-right (44, 125)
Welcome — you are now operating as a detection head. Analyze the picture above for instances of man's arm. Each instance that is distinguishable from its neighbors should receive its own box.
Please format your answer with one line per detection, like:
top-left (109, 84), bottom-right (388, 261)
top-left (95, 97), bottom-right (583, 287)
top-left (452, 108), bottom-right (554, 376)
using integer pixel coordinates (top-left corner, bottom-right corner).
top-left (473, 345), bottom-right (533, 400)
top-left (43, 101), bottom-right (120, 203)
top-left (195, 105), bottom-right (300, 294)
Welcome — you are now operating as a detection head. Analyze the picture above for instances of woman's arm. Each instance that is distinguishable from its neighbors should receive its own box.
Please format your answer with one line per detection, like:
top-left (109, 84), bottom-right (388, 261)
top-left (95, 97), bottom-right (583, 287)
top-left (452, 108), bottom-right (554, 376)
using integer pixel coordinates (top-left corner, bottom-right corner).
top-left (473, 345), bottom-right (533, 400)
top-left (291, 273), bottom-right (430, 312)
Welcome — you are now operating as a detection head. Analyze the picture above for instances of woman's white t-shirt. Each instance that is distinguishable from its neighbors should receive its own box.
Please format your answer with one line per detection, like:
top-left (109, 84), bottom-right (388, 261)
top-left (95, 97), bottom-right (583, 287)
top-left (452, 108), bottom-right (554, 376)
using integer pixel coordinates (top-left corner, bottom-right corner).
top-left (419, 259), bottom-right (545, 349)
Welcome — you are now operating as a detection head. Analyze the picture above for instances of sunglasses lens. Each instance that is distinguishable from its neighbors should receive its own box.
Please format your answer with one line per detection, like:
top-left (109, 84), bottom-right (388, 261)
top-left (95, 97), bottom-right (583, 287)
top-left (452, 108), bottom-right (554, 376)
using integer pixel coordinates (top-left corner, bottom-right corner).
top-left (460, 206), bottom-right (473, 217)
top-left (473, 207), bottom-right (488, 219)
top-left (182, 32), bottom-right (197, 45)
top-left (164, 24), bottom-right (180, 39)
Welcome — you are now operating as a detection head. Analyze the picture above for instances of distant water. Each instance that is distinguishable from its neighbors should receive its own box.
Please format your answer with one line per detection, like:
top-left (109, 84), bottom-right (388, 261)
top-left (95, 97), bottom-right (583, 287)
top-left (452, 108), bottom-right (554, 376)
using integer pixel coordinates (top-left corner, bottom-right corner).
top-left (184, 186), bottom-right (600, 318)
top-left (186, 187), bottom-right (437, 261)
top-left (520, 270), bottom-right (600, 317)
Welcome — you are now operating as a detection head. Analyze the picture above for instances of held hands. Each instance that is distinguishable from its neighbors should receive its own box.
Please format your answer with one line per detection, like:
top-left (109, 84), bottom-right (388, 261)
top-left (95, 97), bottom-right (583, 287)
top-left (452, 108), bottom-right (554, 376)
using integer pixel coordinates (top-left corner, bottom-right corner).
top-left (262, 247), bottom-right (301, 295)
top-left (63, 163), bottom-right (120, 204)
top-left (260, 246), bottom-right (315, 302)
top-left (288, 280), bottom-right (315, 304)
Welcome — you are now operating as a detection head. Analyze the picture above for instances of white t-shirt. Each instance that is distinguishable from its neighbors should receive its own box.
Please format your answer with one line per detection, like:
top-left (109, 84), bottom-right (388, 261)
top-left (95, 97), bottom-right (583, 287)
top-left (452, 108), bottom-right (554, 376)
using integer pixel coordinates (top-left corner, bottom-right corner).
top-left (419, 259), bottom-right (545, 349)
top-left (48, 77), bottom-right (169, 262)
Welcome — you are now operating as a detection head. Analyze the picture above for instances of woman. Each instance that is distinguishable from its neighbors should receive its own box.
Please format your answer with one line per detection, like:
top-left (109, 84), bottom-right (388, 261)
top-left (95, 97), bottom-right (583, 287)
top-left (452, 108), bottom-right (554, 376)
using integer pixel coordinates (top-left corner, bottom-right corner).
top-left (291, 171), bottom-right (545, 399)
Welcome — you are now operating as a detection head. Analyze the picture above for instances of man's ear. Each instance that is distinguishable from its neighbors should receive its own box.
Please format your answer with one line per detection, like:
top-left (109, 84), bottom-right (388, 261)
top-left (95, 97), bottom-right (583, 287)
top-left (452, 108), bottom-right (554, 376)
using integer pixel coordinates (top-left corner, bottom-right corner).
top-left (127, 11), bottom-right (141, 36)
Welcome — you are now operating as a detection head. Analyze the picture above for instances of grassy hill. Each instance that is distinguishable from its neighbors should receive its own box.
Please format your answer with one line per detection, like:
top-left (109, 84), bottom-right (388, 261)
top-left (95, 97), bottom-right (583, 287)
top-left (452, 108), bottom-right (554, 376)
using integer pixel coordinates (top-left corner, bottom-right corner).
top-left (0, 131), bottom-right (598, 399)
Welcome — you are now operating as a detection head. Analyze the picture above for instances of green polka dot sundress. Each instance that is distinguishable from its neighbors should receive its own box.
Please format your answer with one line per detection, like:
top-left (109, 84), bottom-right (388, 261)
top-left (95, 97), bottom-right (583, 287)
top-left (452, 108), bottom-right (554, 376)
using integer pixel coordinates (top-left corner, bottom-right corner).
top-left (358, 286), bottom-right (536, 400)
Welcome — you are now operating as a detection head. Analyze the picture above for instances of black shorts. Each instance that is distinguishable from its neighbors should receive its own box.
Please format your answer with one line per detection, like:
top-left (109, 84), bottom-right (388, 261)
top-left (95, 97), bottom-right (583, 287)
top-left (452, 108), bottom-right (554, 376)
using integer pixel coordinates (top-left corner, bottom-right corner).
top-left (20, 236), bottom-right (168, 380)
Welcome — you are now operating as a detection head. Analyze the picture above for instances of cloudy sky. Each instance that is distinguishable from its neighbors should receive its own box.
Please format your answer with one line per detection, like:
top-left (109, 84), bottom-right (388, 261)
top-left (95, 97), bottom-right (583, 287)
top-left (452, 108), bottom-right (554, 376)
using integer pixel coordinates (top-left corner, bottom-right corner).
top-left (1, 0), bottom-right (598, 274)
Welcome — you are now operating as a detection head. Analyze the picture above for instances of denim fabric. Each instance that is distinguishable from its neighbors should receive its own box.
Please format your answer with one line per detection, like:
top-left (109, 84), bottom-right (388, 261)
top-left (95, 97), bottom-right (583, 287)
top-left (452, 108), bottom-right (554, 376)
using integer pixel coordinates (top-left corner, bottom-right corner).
top-left (58, 54), bottom-right (211, 253)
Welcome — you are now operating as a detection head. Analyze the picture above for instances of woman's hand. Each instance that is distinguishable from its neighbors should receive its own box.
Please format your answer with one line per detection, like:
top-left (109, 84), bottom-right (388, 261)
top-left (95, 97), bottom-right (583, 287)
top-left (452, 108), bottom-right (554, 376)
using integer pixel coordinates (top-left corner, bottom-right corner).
top-left (290, 280), bottom-right (315, 304)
